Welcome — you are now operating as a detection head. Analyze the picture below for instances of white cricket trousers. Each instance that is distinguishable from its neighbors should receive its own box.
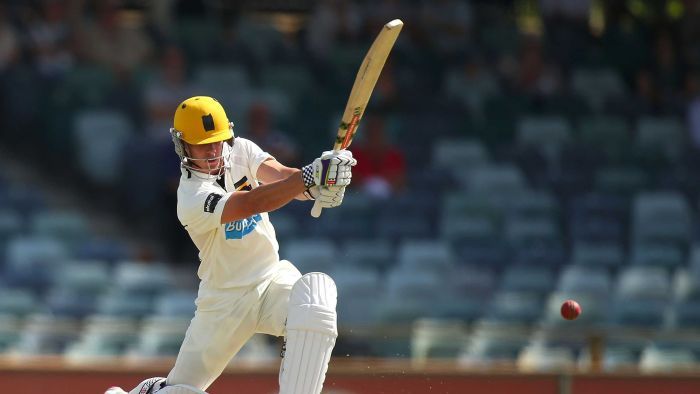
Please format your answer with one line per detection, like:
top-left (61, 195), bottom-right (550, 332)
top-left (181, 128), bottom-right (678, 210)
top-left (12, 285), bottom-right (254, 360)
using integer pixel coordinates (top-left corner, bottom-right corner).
top-left (167, 260), bottom-right (302, 390)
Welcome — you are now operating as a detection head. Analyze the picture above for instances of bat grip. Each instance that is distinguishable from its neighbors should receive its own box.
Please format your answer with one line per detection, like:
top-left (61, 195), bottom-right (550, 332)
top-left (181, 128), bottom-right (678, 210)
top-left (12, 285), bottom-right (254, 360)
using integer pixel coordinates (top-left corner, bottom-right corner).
top-left (311, 199), bottom-right (323, 218)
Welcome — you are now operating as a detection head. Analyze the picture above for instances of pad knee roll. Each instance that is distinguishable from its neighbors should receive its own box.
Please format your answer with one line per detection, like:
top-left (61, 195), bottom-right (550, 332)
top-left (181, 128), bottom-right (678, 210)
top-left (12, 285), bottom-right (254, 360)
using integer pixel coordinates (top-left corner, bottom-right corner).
top-left (286, 272), bottom-right (338, 337)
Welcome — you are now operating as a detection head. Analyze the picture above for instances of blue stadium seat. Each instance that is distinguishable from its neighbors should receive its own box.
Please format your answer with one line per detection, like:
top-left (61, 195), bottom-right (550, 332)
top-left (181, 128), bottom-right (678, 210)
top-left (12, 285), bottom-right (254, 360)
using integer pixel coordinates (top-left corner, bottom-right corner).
top-left (505, 217), bottom-right (559, 246)
top-left (282, 238), bottom-right (337, 274)
top-left (411, 318), bottom-right (469, 361)
top-left (578, 116), bottom-right (630, 161)
top-left (13, 314), bottom-right (80, 355)
top-left (397, 240), bottom-right (454, 273)
top-left (635, 116), bottom-right (686, 160)
top-left (632, 191), bottom-right (691, 246)
top-left (127, 316), bottom-right (190, 358)
top-left (154, 291), bottom-right (197, 317)
top-left (484, 291), bottom-right (543, 325)
top-left (97, 290), bottom-right (154, 318)
top-left (570, 215), bottom-right (625, 243)
top-left (407, 167), bottom-right (455, 193)
top-left (0, 210), bottom-right (23, 241)
top-left (572, 68), bottom-right (626, 112)
top-left (431, 139), bottom-right (489, 170)
top-left (443, 192), bottom-right (500, 222)
top-left (267, 211), bottom-right (300, 241)
top-left (595, 167), bottom-right (649, 196)
top-left (3, 236), bottom-right (70, 291)
top-left (309, 204), bottom-right (377, 239)
top-left (516, 115), bottom-right (573, 156)
top-left (441, 215), bottom-right (499, 244)
top-left (505, 190), bottom-right (559, 220)
top-left (500, 265), bottom-right (555, 296)
top-left (630, 243), bottom-right (684, 270)
top-left (376, 211), bottom-right (433, 240)
top-left (45, 287), bottom-right (97, 318)
top-left (331, 266), bottom-right (382, 327)
top-left (617, 266), bottom-right (671, 301)
top-left (52, 260), bottom-right (111, 295)
top-left (570, 241), bottom-right (624, 270)
top-left (510, 241), bottom-right (566, 268)
top-left (459, 321), bottom-right (530, 365)
top-left (75, 238), bottom-right (129, 263)
top-left (0, 315), bottom-right (21, 353)
top-left (390, 191), bottom-right (440, 219)
top-left (454, 239), bottom-right (508, 267)
top-left (340, 239), bottom-right (394, 271)
top-left (609, 300), bottom-right (667, 328)
top-left (449, 265), bottom-right (496, 297)
top-left (459, 164), bottom-right (527, 195)
top-left (557, 266), bottom-right (612, 296)
top-left (64, 315), bottom-right (138, 359)
top-left (6, 236), bottom-right (69, 271)
top-left (30, 211), bottom-right (89, 248)
top-left (612, 266), bottom-right (670, 328)
top-left (571, 192), bottom-right (629, 221)
top-left (378, 268), bottom-right (444, 323)
top-left (113, 261), bottom-right (174, 296)
top-left (0, 288), bottom-right (38, 317)
top-left (674, 268), bottom-right (700, 302)
top-left (671, 300), bottom-right (700, 329)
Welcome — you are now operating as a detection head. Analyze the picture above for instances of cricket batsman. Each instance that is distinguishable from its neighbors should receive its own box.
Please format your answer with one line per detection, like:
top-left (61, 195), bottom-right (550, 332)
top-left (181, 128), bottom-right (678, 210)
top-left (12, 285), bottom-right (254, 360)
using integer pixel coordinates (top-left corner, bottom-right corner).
top-left (106, 96), bottom-right (355, 394)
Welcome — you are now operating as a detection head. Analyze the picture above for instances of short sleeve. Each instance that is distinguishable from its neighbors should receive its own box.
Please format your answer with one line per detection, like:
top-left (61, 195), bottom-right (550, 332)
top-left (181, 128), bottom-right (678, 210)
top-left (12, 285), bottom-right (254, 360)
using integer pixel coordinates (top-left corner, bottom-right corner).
top-left (177, 187), bottom-right (231, 235)
top-left (238, 138), bottom-right (273, 179)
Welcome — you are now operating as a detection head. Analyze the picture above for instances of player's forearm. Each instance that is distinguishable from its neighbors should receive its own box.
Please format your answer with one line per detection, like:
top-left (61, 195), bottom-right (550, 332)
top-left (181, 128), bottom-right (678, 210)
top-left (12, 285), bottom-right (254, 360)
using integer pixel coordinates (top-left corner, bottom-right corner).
top-left (221, 170), bottom-right (306, 223)
top-left (270, 166), bottom-right (309, 200)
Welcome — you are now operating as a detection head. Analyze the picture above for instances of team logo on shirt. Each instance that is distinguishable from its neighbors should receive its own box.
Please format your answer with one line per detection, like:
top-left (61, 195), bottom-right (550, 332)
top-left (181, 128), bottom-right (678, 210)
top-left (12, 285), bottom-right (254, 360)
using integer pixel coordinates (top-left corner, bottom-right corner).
top-left (204, 193), bottom-right (222, 213)
top-left (224, 213), bottom-right (262, 239)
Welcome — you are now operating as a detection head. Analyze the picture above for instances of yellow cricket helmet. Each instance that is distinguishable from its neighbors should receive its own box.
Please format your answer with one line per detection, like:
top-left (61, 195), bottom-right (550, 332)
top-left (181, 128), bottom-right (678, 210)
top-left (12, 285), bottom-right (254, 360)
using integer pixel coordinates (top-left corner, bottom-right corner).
top-left (172, 96), bottom-right (233, 144)
top-left (170, 96), bottom-right (235, 177)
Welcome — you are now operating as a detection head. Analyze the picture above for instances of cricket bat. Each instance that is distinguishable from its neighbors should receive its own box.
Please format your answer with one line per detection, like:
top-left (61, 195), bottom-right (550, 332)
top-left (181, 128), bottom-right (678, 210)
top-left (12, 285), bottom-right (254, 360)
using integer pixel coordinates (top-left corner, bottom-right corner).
top-left (311, 18), bottom-right (404, 218)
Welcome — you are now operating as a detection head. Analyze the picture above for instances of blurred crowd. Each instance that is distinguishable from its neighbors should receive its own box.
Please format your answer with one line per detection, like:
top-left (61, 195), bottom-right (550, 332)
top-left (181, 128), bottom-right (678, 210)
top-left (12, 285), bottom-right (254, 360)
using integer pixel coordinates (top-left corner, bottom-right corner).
top-left (4, 0), bottom-right (700, 366)
top-left (0, 0), bottom-right (698, 260)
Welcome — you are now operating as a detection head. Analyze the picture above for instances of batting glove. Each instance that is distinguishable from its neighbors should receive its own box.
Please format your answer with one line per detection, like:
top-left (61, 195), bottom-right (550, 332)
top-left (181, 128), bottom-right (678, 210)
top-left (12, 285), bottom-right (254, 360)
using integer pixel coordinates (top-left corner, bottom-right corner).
top-left (306, 185), bottom-right (346, 208)
top-left (301, 150), bottom-right (356, 188)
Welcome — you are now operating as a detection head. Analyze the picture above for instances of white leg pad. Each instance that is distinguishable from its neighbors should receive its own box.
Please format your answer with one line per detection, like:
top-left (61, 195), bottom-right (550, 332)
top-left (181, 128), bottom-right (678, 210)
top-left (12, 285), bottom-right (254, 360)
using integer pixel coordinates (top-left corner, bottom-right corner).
top-left (279, 272), bottom-right (338, 394)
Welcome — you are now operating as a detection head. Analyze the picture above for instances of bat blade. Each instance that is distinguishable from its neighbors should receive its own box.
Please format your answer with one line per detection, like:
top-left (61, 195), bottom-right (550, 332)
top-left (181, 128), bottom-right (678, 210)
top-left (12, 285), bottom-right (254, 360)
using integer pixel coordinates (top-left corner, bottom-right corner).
top-left (333, 19), bottom-right (403, 151)
top-left (312, 19), bottom-right (403, 219)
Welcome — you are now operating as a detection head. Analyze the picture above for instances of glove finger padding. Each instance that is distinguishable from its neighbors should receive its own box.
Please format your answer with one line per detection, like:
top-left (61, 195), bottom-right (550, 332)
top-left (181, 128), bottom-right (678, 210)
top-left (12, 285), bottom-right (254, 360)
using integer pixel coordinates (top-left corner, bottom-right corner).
top-left (315, 186), bottom-right (345, 208)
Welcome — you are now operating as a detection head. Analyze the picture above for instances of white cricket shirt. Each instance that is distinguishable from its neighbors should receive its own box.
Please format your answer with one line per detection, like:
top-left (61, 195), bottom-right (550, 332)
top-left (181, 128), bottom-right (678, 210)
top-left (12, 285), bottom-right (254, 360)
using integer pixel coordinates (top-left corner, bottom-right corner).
top-left (177, 137), bottom-right (280, 288)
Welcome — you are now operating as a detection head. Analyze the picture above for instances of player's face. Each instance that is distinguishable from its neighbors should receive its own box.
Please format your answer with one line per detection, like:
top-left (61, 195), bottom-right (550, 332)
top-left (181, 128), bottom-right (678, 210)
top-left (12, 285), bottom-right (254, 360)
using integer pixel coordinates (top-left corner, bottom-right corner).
top-left (186, 141), bottom-right (224, 174)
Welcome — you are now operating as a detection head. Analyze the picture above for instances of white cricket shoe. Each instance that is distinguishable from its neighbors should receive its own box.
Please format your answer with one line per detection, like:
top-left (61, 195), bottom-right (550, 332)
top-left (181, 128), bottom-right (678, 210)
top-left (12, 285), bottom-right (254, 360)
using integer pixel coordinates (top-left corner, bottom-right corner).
top-left (104, 387), bottom-right (128, 394)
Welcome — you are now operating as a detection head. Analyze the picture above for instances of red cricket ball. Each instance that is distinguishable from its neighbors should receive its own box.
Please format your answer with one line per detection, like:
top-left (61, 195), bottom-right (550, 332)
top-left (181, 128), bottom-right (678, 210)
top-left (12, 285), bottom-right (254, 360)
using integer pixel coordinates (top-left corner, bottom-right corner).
top-left (561, 299), bottom-right (581, 320)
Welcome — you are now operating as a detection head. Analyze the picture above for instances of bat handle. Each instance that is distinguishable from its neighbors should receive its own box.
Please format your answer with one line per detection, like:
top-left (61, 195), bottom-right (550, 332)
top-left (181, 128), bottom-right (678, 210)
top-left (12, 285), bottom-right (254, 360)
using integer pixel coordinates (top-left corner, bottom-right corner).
top-left (311, 199), bottom-right (323, 218)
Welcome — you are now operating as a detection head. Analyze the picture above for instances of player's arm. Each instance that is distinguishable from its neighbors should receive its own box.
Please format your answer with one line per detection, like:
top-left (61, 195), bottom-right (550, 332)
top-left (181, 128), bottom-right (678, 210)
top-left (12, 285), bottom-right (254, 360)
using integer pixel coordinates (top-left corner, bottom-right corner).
top-left (220, 151), bottom-right (355, 223)
top-left (220, 170), bottom-right (306, 223)
top-left (256, 158), bottom-right (311, 201)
